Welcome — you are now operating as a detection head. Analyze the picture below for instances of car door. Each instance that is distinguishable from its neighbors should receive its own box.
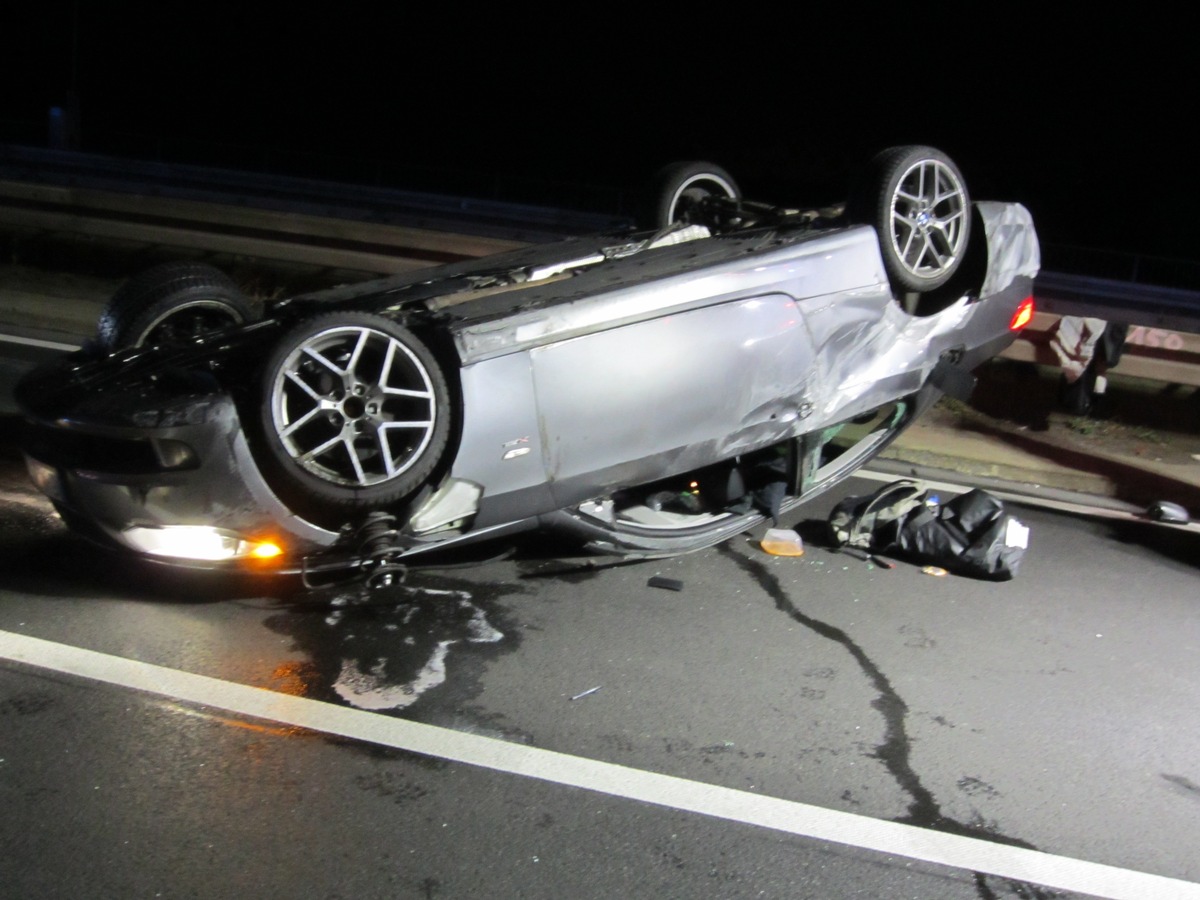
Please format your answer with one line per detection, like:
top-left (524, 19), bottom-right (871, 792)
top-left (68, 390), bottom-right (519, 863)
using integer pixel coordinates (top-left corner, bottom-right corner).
top-left (530, 292), bottom-right (817, 505)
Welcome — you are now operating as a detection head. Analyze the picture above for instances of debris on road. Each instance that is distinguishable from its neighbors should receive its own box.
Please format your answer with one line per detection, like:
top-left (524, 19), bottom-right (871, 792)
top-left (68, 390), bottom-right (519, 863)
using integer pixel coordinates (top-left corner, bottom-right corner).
top-left (648, 576), bottom-right (684, 591)
top-left (760, 527), bottom-right (805, 557)
top-left (1148, 500), bottom-right (1190, 524)
top-left (829, 479), bottom-right (1028, 580)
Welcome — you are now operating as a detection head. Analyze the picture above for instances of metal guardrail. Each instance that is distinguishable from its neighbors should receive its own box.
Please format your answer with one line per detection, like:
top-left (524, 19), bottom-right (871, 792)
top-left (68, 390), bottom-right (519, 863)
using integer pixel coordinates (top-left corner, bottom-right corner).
top-left (0, 178), bottom-right (529, 276)
top-left (1001, 312), bottom-right (1200, 387)
top-left (1041, 243), bottom-right (1200, 293)
top-left (0, 119), bottom-right (642, 223)
top-left (1033, 271), bottom-right (1200, 335)
top-left (0, 143), bottom-right (626, 244)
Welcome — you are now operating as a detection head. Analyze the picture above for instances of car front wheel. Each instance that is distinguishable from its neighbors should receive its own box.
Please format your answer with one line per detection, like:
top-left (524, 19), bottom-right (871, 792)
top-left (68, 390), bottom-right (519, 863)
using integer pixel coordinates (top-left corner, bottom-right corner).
top-left (258, 312), bottom-right (452, 516)
top-left (97, 261), bottom-right (258, 351)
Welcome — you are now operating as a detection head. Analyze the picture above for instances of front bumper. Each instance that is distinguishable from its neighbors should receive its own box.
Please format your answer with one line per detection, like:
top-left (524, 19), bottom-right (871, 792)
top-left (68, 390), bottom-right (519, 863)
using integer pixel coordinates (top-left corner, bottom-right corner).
top-left (20, 387), bottom-right (340, 569)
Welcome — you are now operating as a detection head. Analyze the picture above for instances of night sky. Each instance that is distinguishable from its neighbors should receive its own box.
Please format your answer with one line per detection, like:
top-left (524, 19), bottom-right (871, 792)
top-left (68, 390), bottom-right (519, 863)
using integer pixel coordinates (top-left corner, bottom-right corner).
top-left (3, 4), bottom-right (1197, 262)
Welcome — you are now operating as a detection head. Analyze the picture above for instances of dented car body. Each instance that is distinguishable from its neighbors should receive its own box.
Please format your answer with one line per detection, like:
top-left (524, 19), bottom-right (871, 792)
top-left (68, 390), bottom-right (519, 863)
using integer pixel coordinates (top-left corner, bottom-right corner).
top-left (15, 149), bottom-right (1040, 572)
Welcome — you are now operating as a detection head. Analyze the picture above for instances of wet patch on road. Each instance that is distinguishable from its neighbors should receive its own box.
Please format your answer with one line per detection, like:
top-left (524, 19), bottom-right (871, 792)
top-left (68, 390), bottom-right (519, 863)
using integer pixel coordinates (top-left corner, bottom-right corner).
top-left (265, 568), bottom-right (527, 733)
top-left (354, 769), bottom-right (431, 806)
top-left (899, 623), bottom-right (937, 649)
top-left (958, 776), bottom-right (1002, 800)
top-left (0, 691), bottom-right (55, 716)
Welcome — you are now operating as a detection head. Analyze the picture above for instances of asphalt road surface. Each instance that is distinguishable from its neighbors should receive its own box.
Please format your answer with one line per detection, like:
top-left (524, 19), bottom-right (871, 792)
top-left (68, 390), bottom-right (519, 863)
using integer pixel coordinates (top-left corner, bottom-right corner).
top-left (2, 425), bottom-right (1199, 899)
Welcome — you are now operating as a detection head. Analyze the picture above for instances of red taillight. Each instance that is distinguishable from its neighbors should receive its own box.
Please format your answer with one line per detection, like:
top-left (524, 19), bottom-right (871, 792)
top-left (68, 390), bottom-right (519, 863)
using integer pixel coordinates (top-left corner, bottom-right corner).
top-left (1009, 296), bottom-right (1035, 331)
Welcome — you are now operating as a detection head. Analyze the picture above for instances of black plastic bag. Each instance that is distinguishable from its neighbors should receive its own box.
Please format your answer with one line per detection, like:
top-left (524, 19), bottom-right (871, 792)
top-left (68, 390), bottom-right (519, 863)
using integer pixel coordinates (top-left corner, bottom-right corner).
top-left (893, 489), bottom-right (1028, 580)
top-left (829, 480), bottom-right (1028, 580)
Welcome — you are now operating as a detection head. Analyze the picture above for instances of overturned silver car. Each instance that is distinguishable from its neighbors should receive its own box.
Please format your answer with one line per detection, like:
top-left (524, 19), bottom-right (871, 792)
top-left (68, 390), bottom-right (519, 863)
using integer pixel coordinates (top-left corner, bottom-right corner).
top-left (16, 146), bottom-right (1039, 573)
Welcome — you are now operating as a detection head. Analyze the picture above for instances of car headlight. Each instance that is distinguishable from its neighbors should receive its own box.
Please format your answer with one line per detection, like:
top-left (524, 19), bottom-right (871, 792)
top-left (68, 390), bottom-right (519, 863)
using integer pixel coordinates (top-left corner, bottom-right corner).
top-left (121, 525), bottom-right (283, 562)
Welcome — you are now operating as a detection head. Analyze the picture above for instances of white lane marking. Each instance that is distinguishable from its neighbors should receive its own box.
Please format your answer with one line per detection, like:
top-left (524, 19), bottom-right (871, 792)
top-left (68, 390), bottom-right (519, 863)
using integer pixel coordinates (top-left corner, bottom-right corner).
top-left (2, 628), bottom-right (1198, 900)
top-left (0, 333), bottom-right (81, 352)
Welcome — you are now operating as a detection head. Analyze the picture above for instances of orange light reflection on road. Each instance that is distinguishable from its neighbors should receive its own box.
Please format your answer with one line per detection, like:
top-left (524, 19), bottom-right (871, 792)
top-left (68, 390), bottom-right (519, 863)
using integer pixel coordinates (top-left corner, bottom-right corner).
top-left (270, 660), bottom-right (319, 698)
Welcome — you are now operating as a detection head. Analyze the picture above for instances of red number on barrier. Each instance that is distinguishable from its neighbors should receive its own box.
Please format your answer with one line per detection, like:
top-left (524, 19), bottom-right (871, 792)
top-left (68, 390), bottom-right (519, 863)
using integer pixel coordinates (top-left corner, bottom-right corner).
top-left (1127, 327), bottom-right (1185, 351)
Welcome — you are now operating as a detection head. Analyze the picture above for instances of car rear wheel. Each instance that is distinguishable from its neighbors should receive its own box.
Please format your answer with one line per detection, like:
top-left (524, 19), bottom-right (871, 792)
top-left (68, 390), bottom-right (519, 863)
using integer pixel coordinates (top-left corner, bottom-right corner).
top-left (97, 261), bottom-right (258, 351)
top-left (646, 161), bottom-right (741, 229)
top-left (850, 145), bottom-right (971, 293)
top-left (258, 312), bottom-right (452, 516)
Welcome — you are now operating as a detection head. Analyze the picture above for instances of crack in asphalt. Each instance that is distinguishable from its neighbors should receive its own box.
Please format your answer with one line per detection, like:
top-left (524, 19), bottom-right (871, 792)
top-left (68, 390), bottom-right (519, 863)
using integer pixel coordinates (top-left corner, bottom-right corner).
top-left (720, 544), bottom-right (1063, 900)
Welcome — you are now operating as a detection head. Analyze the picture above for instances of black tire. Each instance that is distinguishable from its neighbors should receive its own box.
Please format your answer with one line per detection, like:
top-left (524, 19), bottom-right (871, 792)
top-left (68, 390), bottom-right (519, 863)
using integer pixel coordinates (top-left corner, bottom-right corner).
top-left (848, 145), bottom-right (971, 293)
top-left (97, 261), bottom-right (258, 351)
top-left (258, 312), bottom-right (452, 516)
top-left (644, 161), bottom-right (741, 229)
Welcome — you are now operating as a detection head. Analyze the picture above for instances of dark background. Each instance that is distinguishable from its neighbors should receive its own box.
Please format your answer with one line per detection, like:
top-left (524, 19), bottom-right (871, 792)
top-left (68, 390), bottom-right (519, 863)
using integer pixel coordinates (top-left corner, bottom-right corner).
top-left (2, 4), bottom-right (1195, 261)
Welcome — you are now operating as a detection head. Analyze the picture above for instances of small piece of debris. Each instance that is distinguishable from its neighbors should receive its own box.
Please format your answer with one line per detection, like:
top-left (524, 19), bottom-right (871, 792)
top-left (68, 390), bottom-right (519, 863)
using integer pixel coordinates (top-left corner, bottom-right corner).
top-left (922, 566), bottom-right (949, 577)
top-left (648, 576), bottom-right (683, 591)
top-left (570, 686), bottom-right (602, 701)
